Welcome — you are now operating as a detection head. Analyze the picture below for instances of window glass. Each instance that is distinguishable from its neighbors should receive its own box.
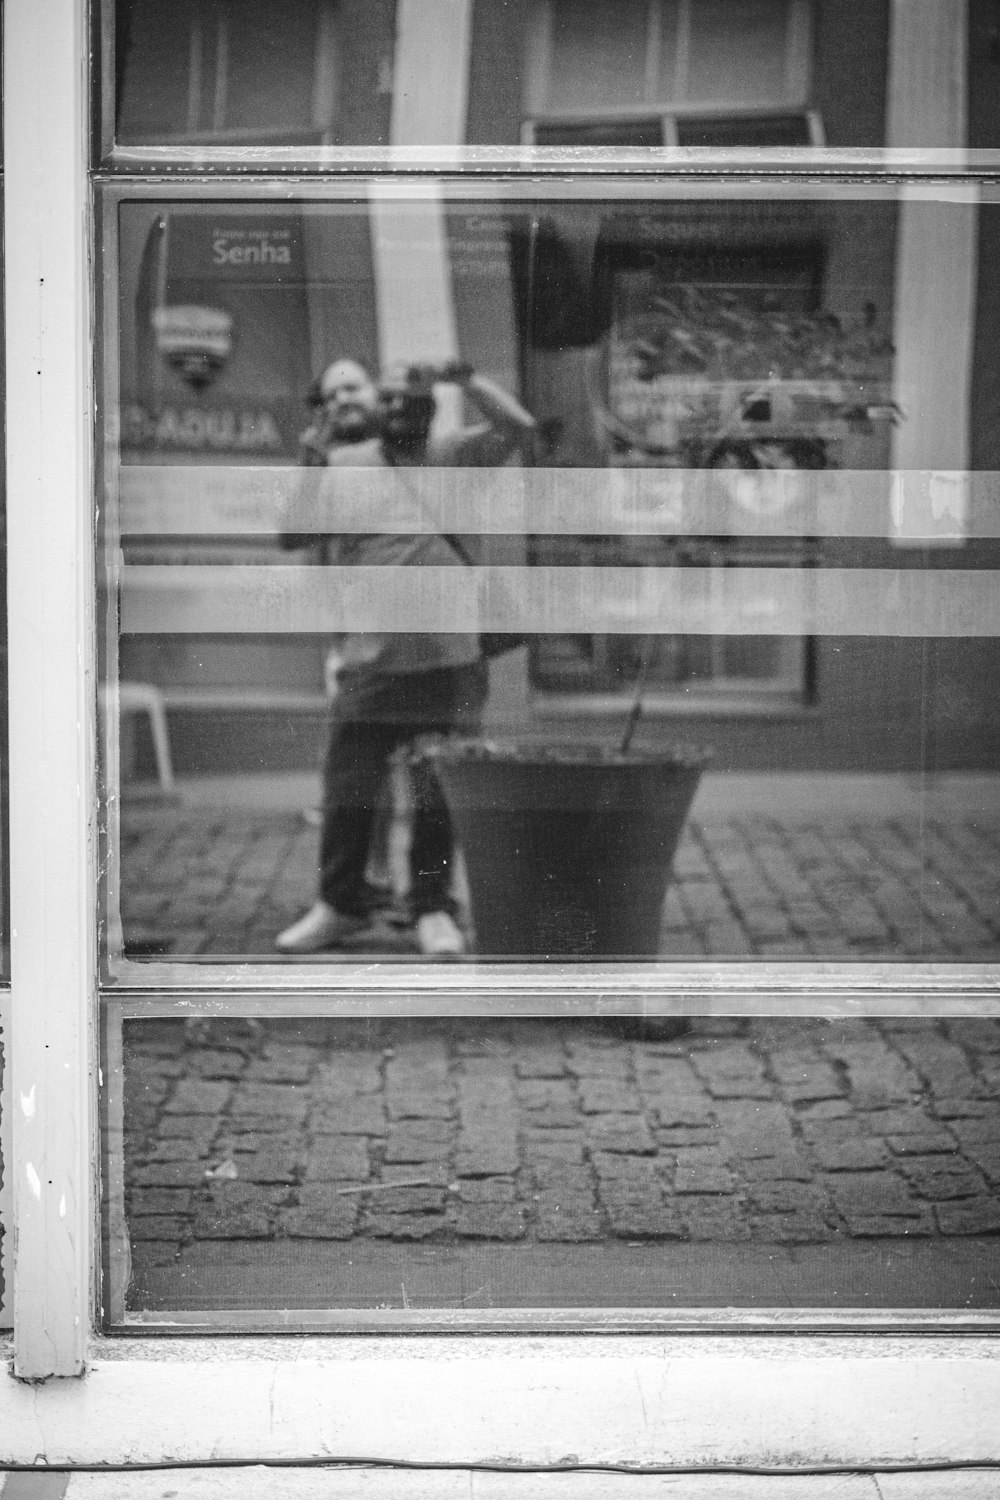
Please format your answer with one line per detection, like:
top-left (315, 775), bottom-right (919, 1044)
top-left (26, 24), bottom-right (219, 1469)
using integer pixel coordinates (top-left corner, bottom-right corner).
top-left (675, 115), bottom-right (815, 148)
top-left (100, 186), bottom-right (1000, 972)
top-left (684, 0), bottom-right (798, 107)
top-left (106, 1010), bottom-right (1000, 1323)
top-left (545, 0), bottom-right (651, 114)
top-left (107, 0), bottom-right (1000, 157)
top-left (533, 119), bottom-right (667, 149)
top-left (223, 3), bottom-right (328, 136)
top-left (533, 0), bottom-right (810, 145)
top-left (116, 0), bottom-right (338, 145)
top-left (116, 0), bottom-right (199, 141)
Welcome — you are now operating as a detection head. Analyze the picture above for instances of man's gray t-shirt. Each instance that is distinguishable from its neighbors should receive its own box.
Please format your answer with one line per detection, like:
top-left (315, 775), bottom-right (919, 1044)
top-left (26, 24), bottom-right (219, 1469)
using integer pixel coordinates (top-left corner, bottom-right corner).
top-left (306, 425), bottom-right (507, 676)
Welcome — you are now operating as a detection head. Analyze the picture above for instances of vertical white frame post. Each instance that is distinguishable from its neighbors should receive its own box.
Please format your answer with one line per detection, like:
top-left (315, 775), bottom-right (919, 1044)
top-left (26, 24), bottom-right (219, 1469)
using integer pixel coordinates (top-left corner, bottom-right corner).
top-left (4, 0), bottom-right (95, 1377)
top-left (0, 993), bottom-right (11, 1330)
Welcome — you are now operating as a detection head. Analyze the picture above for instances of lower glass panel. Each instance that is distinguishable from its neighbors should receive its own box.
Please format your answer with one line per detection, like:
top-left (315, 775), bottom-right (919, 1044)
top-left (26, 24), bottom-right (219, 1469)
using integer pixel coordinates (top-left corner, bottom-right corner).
top-left (107, 1013), bottom-right (1000, 1324)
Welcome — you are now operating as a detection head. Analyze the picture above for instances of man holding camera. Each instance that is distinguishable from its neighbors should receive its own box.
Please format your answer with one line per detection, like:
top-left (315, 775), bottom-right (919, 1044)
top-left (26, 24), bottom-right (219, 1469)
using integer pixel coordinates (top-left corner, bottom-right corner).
top-left (276, 356), bottom-right (535, 957)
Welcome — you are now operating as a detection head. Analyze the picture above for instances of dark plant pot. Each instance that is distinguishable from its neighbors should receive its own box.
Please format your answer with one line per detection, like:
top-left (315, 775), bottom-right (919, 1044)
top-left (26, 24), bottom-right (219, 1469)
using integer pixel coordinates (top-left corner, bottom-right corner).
top-left (427, 741), bottom-right (709, 957)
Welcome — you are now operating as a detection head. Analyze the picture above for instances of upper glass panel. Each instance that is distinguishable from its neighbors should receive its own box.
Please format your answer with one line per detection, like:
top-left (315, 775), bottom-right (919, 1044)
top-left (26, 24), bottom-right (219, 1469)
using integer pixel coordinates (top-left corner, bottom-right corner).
top-left (104, 0), bottom-right (1000, 167)
top-left (98, 178), bottom-right (1000, 976)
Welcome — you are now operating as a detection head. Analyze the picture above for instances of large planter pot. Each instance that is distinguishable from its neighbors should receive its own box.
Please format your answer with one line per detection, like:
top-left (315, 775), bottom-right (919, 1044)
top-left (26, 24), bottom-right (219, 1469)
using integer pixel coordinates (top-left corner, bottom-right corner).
top-left (426, 741), bottom-right (709, 957)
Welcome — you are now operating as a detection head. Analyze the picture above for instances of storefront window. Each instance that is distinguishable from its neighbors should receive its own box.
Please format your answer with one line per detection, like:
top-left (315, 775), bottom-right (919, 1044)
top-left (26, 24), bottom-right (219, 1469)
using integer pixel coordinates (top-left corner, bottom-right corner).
top-left (7, 0), bottom-right (1000, 1476)
top-left (87, 0), bottom-right (1000, 1342)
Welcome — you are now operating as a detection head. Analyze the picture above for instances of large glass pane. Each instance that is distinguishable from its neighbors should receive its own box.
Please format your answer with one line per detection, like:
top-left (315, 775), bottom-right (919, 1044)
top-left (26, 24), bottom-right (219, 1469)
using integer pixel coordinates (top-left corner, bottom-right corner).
top-left (116, 0), bottom-right (337, 145)
top-left (100, 185), bottom-right (1000, 970)
top-left (108, 0), bottom-right (1000, 157)
top-left (106, 1010), bottom-right (1000, 1323)
top-left (684, 0), bottom-right (798, 108)
top-left (545, 0), bottom-right (651, 114)
top-left (675, 115), bottom-right (815, 148)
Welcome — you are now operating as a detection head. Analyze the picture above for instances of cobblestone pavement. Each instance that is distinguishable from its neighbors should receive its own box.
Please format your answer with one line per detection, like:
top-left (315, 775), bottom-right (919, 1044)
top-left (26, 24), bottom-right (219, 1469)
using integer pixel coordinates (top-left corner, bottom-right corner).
top-left (119, 776), bottom-right (1000, 959)
top-left (121, 1015), bottom-right (1000, 1290)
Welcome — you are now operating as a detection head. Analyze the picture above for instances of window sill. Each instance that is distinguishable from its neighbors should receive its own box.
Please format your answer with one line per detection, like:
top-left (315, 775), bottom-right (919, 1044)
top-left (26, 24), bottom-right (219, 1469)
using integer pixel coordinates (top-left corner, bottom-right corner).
top-left (2, 1332), bottom-right (1000, 1468)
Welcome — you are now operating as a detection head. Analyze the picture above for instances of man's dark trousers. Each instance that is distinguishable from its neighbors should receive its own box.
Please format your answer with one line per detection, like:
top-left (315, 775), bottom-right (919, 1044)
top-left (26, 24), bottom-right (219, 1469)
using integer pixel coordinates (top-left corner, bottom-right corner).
top-left (318, 661), bottom-right (486, 920)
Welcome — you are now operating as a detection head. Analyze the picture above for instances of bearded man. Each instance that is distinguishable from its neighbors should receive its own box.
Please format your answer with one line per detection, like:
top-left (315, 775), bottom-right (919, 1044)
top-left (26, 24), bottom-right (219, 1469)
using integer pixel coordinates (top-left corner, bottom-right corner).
top-left (276, 357), bottom-right (534, 957)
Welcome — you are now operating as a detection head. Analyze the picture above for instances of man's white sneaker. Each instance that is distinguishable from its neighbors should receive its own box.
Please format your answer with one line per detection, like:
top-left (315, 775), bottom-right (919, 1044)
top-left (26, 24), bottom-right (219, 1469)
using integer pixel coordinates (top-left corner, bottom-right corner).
top-left (416, 910), bottom-right (466, 957)
top-left (275, 901), bottom-right (367, 954)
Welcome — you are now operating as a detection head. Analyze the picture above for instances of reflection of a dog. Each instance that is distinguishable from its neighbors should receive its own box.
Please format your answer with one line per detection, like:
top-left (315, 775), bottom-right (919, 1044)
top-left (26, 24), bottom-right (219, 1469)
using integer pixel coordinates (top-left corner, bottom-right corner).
top-left (708, 437), bottom-right (825, 519)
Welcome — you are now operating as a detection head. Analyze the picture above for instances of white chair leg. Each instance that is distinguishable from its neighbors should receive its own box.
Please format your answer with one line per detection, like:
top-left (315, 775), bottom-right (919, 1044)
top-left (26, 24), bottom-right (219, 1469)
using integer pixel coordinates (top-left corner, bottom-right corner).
top-left (145, 691), bottom-right (176, 795)
top-left (108, 682), bottom-right (176, 796)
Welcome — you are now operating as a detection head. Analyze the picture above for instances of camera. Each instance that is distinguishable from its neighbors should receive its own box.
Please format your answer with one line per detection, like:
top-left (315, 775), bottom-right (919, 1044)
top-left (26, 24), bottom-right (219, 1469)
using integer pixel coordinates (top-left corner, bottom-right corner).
top-left (375, 363), bottom-right (466, 448)
top-left (377, 360), bottom-right (473, 403)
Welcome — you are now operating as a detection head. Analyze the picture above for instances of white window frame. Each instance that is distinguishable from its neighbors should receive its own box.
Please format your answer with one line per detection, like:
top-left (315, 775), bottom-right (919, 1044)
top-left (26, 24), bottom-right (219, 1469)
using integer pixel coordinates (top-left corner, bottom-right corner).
top-left (4, 0), bottom-right (1000, 1475)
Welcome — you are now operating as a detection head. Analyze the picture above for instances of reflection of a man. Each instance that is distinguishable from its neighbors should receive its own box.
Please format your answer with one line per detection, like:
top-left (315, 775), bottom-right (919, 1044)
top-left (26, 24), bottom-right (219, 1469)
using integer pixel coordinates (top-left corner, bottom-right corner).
top-left (277, 358), bottom-right (535, 957)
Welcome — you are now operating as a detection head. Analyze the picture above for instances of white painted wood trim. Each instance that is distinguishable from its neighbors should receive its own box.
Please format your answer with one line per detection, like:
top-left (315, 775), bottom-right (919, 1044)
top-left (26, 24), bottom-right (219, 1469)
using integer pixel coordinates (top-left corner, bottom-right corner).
top-left (5, 1474), bottom-right (1000, 1500)
top-left (4, 0), bottom-right (96, 1378)
top-left (105, 144), bottom-right (1000, 172)
top-left (0, 992), bottom-right (10, 1331)
top-left (91, 173), bottom-right (957, 210)
top-left (1, 1335), bottom-right (999, 1468)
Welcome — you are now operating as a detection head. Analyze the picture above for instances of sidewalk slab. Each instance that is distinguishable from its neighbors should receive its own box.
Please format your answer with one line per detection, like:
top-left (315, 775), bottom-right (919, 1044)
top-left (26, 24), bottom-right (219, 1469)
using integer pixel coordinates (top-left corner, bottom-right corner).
top-left (3, 1469), bottom-right (999, 1498)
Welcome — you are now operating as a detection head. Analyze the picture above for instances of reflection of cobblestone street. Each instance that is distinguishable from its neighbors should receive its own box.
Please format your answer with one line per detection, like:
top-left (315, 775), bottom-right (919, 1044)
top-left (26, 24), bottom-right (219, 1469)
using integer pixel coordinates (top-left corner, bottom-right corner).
top-left (122, 1015), bottom-right (1000, 1310)
top-left (119, 774), bottom-right (1000, 959)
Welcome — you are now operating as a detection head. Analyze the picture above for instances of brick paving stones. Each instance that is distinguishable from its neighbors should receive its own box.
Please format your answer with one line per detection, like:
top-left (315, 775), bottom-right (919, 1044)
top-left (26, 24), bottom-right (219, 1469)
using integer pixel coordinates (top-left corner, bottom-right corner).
top-left (121, 1016), bottom-right (1000, 1262)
